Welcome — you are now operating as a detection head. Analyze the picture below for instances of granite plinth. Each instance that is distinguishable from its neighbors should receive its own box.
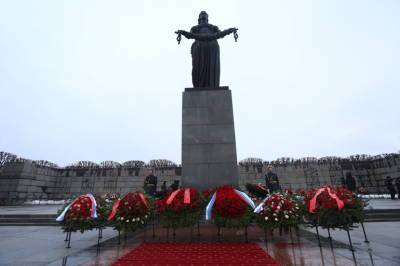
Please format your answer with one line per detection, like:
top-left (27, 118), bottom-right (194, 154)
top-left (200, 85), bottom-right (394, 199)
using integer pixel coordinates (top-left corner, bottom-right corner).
top-left (181, 87), bottom-right (239, 190)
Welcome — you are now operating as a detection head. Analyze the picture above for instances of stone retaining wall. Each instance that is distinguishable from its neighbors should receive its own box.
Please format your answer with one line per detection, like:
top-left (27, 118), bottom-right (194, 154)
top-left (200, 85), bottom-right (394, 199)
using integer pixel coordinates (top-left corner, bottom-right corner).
top-left (1, 153), bottom-right (399, 205)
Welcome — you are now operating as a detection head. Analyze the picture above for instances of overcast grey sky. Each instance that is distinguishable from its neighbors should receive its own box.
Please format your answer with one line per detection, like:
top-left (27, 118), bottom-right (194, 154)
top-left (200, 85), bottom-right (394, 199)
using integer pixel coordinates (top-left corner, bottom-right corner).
top-left (0, 1), bottom-right (399, 166)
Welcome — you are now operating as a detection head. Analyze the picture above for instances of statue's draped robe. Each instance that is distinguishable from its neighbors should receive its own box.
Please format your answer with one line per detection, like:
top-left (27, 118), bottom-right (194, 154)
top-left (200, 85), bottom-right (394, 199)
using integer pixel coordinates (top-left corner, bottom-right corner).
top-left (190, 24), bottom-right (220, 88)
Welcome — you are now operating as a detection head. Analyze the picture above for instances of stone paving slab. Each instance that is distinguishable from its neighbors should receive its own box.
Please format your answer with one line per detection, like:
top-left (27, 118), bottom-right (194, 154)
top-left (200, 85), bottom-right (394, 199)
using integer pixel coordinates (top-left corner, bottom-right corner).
top-left (0, 226), bottom-right (118, 266)
top-left (303, 221), bottom-right (400, 265)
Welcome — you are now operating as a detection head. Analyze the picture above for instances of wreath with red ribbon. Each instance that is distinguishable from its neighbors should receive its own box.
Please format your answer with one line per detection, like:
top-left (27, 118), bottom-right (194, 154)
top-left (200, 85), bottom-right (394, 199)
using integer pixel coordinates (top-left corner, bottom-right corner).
top-left (108, 192), bottom-right (152, 232)
top-left (156, 188), bottom-right (203, 229)
top-left (304, 186), bottom-right (365, 229)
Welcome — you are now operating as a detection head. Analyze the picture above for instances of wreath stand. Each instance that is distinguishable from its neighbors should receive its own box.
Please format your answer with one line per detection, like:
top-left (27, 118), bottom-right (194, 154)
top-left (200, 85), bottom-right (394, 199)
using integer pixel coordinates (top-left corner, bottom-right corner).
top-left (313, 222), bottom-right (369, 251)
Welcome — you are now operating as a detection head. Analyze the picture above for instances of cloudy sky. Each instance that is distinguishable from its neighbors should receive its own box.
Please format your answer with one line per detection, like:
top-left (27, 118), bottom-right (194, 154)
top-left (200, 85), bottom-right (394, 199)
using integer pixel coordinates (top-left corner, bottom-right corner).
top-left (0, 1), bottom-right (399, 166)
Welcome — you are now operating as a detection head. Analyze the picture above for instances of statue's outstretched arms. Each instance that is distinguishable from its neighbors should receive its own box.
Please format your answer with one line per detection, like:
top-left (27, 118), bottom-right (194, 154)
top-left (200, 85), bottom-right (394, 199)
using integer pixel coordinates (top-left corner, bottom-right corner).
top-left (175, 30), bottom-right (195, 39)
top-left (175, 27), bottom-right (238, 42)
top-left (215, 28), bottom-right (238, 39)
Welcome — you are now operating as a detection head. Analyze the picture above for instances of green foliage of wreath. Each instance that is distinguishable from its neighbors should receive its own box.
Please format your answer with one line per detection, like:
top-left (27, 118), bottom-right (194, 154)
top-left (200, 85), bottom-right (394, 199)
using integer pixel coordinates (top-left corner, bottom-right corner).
top-left (109, 193), bottom-right (154, 233)
top-left (212, 207), bottom-right (253, 229)
top-left (156, 189), bottom-right (204, 229)
top-left (306, 202), bottom-right (364, 229)
top-left (158, 208), bottom-right (203, 229)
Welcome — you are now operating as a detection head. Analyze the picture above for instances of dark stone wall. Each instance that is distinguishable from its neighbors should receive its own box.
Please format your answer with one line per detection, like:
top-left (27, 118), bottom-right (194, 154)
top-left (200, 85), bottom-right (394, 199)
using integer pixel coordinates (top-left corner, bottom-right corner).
top-left (1, 153), bottom-right (399, 205)
top-left (0, 161), bottom-right (58, 204)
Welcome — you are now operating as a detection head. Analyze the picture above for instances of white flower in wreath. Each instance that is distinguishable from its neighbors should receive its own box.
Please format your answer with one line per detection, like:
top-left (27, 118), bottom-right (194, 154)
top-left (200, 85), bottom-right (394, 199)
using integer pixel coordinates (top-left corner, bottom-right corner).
top-left (264, 216), bottom-right (269, 221)
top-left (285, 215), bottom-right (289, 219)
top-left (121, 217), bottom-right (124, 220)
top-left (274, 218), bottom-right (278, 221)
top-left (126, 219), bottom-right (129, 223)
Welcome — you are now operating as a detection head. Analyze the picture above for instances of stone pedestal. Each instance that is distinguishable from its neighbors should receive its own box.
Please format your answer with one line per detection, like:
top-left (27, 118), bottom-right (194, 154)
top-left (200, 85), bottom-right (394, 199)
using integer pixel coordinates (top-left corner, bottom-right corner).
top-left (181, 87), bottom-right (239, 190)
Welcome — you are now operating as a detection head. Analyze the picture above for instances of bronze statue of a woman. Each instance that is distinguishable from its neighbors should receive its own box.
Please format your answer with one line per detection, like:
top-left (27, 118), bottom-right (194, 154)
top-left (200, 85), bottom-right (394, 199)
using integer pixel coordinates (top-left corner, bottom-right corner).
top-left (175, 11), bottom-right (238, 88)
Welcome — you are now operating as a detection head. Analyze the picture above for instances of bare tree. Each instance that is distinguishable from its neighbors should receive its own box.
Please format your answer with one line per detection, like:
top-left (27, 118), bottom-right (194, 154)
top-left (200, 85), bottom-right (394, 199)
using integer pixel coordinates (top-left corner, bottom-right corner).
top-left (100, 161), bottom-right (121, 169)
top-left (66, 161), bottom-right (99, 169)
top-left (122, 160), bottom-right (145, 168)
top-left (0, 151), bottom-right (18, 168)
top-left (239, 157), bottom-right (263, 167)
top-left (34, 160), bottom-right (59, 168)
top-left (147, 159), bottom-right (177, 169)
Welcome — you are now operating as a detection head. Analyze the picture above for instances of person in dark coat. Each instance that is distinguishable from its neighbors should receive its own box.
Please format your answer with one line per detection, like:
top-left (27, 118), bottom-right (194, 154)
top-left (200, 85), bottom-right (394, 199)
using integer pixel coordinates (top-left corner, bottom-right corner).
top-left (345, 172), bottom-right (357, 192)
top-left (395, 178), bottom-right (400, 199)
top-left (169, 180), bottom-right (180, 191)
top-left (144, 169), bottom-right (158, 196)
top-left (161, 181), bottom-right (167, 193)
top-left (385, 176), bottom-right (396, 200)
top-left (265, 165), bottom-right (281, 193)
top-left (340, 177), bottom-right (346, 187)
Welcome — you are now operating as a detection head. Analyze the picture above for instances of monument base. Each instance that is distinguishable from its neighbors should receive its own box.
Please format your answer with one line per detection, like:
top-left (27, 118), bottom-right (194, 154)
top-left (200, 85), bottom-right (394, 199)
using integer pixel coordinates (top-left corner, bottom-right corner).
top-left (181, 87), bottom-right (239, 190)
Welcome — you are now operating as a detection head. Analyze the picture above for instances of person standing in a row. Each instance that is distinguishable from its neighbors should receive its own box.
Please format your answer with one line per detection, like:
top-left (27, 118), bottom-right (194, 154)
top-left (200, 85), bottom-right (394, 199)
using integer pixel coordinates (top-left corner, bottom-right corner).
top-left (385, 176), bottom-right (397, 200)
top-left (265, 165), bottom-right (280, 193)
top-left (144, 169), bottom-right (158, 196)
top-left (396, 178), bottom-right (400, 199)
top-left (345, 172), bottom-right (357, 192)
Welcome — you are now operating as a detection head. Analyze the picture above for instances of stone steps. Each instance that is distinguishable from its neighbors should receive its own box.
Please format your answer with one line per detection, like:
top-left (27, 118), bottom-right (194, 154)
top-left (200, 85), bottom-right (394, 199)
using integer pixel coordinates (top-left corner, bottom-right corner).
top-left (0, 214), bottom-right (56, 218)
top-left (0, 214), bottom-right (58, 226)
top-left (364, 209), bottom-right (400, 222)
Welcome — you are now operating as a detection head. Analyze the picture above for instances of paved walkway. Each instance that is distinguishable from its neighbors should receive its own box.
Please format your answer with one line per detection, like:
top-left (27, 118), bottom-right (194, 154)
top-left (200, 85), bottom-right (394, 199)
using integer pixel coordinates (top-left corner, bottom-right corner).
top-left (0, 222), bottom-right (399, 266)
top-left (0, 200), bottom-right (399, 265)
top-left (0, 226), bottom-right (119, 266)
top-left (302, 222), bottom-right (400, 266)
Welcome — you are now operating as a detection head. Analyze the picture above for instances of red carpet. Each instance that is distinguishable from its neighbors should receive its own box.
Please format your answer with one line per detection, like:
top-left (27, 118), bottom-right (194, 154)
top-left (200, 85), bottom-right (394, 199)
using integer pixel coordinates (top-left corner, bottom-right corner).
top-left (112, 242), bottom-right (278, 266)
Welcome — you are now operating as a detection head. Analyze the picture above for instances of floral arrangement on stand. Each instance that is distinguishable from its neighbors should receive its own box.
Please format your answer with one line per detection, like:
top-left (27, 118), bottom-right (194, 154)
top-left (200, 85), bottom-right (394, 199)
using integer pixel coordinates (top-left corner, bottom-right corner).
top-left (56, 194), bottom-right (98, 233)
top-left (304, 186), bottom-right (365, 229)
top-left (94, 195), bottom-right (113, 230)
top-left (245, 183), bottom-right (269, 200)
top-left (254, 192), bottom-right (301, 231)
top-left (206, 186), bottom-right (255, 229)
top-left (285, 189), bottom-right (307, 222)
top-left (108, 192), bottom-right (152, 233)
top-left (156, 188), bottom-right (203, 229)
